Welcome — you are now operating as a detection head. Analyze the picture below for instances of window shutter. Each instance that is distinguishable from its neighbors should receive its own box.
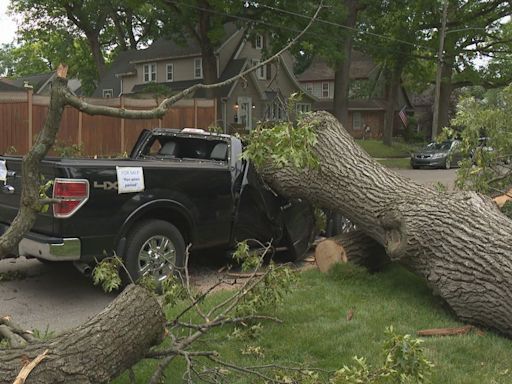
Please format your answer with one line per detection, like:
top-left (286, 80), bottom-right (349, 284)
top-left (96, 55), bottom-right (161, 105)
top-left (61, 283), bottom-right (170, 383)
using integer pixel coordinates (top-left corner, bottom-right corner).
top-left (266, 63), bottom-right (271, 80)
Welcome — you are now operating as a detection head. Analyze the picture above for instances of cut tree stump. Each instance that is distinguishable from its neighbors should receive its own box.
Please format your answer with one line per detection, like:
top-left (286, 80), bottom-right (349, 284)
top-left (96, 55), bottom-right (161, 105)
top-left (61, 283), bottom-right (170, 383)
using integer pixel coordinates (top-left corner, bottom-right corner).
top-left (260, 111), bottom-right (512, 337)
top-left (315, 230), bottom-right (390, 273)
top-left (0, 284), bottom-right (165, 384)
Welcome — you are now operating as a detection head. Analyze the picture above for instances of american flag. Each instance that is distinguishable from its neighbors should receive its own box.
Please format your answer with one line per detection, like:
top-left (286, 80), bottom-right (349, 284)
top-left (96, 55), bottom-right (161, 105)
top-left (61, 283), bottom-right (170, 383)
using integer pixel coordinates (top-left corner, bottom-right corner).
top-left (398, 106), bottom-right (408, 128)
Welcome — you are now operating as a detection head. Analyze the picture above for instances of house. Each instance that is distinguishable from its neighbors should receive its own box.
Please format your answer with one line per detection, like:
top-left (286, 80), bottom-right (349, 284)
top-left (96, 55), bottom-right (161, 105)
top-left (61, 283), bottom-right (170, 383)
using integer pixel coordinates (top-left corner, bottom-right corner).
top-left (0, 72), bottom-right (82, 95)
top-left (94, 24), bottom-right (315, 133)
top-left (296, 52), bottom-right (413, 139)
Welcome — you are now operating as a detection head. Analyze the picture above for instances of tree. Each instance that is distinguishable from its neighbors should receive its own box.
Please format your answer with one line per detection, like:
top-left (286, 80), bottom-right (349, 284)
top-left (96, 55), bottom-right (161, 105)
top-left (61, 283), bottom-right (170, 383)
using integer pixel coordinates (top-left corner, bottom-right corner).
top-left (245, 111), bottom-right (512, 337)
top-left (427, 0), bottom-right (512, 134)
top-left (357, 0), bottom-right (433, 145)
top-left (448, 84), bottom-right (512, 196)
top-left (8, 0), bottom-right (158, 90)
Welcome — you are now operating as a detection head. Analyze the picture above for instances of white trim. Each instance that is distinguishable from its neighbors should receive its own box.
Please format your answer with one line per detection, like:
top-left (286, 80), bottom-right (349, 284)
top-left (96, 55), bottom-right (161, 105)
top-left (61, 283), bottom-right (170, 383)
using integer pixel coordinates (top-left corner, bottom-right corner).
top-left (233, 38), bottom-right (246, 59)
top-left (278, 56), bottom-right (319, 102)
top-left (255, 34), bottom-right (263, 49)
top-left (166, 63), bottom-right (174, 82)
top-left (143, 63), bottom-right (157, 82)
top-left (321, 82), bottom-right (330, 98)
top-left (215, 28), bottom-right (243, 54)
top-left (194, 58), bottom-right (203, 79)
top-left (352, 111), bottom-right (363, 130)
top-left (102, 89), bottom-right (114, 98)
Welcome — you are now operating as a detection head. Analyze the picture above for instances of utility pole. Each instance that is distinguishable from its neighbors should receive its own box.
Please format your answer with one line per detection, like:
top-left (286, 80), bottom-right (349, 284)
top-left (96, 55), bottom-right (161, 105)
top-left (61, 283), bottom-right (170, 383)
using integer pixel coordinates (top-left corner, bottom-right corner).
top-left (431, 0), bottom-right (449, 140)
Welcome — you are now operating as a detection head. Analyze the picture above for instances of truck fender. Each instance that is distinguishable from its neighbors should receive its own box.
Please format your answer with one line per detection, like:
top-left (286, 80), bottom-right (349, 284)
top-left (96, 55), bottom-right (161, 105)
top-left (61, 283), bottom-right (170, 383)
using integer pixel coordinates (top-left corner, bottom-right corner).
top-left (116, 199), bottom-right (195, 250)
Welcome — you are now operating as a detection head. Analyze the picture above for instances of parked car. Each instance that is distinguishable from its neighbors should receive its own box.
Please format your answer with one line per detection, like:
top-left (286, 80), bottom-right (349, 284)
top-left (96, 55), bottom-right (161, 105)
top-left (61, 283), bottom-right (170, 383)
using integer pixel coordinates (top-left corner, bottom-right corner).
top-left (410, 140), bottom-right (463, 169)
top-left (0, 128), bottom-right (315, 284)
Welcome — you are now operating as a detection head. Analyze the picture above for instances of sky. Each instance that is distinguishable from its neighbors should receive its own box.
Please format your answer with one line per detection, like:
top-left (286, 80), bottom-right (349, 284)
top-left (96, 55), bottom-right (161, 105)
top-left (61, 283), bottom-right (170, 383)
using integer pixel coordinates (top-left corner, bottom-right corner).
top-left (0, 0), bottom-right (17, 45)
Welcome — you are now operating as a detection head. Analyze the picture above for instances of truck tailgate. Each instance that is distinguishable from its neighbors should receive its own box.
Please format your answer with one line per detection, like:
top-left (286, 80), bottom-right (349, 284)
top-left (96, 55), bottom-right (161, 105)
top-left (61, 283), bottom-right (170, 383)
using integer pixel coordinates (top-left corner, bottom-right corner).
top-left (0, 156), bottom-right (57, 235)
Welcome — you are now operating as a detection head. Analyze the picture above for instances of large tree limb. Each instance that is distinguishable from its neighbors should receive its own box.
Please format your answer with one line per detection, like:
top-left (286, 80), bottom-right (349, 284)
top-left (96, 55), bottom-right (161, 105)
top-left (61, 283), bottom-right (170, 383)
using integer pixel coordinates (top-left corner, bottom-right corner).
top-left (0, 285), bottom-right (165, 384)
top-left (259, 111), bottom-right (512, 337)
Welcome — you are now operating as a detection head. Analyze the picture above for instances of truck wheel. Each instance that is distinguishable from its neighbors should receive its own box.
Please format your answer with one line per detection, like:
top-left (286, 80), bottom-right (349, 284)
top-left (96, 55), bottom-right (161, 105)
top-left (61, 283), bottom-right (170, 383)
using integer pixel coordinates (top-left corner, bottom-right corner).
top-left (123, 220), bottom-right (185, 285)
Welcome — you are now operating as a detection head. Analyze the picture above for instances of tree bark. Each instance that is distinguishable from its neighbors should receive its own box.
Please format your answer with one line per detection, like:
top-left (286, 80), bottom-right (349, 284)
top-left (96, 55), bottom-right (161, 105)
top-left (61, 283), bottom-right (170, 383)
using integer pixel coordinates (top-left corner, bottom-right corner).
top-left (0, 285), bottom-right (165, 384)
top-left (315, 230), bottom-right (390, 273)
top-left (260, 111), bottom-right (512, 337)
top-left (332, 0), bottom-right (359, 127)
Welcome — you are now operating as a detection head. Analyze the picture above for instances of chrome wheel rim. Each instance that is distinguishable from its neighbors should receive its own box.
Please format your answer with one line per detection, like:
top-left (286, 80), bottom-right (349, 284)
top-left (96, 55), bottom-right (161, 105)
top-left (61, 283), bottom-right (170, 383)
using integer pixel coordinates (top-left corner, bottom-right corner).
top-left (138, 235), bottom-right (176, 281)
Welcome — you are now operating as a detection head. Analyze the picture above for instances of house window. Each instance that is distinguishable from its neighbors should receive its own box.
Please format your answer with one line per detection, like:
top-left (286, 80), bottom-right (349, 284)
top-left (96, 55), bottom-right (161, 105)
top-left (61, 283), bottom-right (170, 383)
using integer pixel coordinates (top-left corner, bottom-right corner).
top-left (102, 89), bottom-right (113, 98)
top-left (252, 59), bottom-right (266, 80)
top-left (353, 112), bottom-right (363, 130)
top-left (255, 34), bottom-right (263, 49)
top-left (194, 58), bottom-right (203, 79)
top-left (265, 100), bottom-right (285, 121)
top-left (166, 64), bottom-right (173, 82)
top-left (143, 63), bottom-right (157, 82)
top-left (322, 82), bottom-right (330, 98)
top-left (296, 103), bottom-right (311, 114)
top-left (305, 83), bottom-right (313, 94)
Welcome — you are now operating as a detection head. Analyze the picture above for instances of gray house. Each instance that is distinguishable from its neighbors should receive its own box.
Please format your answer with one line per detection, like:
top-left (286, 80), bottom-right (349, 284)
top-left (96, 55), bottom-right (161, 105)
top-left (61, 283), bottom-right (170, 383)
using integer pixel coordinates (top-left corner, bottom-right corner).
top-left (1, 72), bottom-right (82, 95)
top-left (94, 25), bottom-right (315, 133)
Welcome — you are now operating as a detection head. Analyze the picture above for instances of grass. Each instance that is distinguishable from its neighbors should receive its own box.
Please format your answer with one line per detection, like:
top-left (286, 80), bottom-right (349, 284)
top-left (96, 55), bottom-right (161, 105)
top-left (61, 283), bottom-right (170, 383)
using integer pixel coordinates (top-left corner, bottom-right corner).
top-left (356, 139), bottom-right (425, 159)
top-left (113, 264), bottom-right (512, 384)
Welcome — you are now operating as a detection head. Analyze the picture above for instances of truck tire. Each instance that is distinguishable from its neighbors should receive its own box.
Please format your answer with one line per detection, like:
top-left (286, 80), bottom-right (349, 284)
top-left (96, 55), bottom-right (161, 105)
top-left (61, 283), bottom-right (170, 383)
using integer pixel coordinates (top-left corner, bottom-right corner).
top-left (123, 220), bottom-right (185, 285)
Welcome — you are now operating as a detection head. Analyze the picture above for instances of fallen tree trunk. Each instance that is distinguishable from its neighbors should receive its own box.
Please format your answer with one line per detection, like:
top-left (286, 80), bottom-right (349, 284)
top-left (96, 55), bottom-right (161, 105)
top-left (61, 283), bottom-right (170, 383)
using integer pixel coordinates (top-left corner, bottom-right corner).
top-left (0, 285), bottom-right (165, 384)
top-left (315, 230), bottom-right (389, 273)
top-left (260, 111), bottom-right (512, 336)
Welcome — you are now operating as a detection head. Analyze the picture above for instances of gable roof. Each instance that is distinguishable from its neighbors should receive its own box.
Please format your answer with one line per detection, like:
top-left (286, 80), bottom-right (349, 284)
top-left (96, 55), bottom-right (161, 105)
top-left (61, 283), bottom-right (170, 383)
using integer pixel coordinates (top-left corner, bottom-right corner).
top-left (93, 23), bottom-right (241, 98)
top-left (296, 51), bottom-right (378, 82)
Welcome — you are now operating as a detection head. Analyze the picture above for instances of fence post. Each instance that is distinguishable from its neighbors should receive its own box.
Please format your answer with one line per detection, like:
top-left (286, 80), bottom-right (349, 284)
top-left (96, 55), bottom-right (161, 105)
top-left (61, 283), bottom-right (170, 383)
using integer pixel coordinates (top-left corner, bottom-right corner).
top-left (213, 98), bottom-right (217, 128)
top-left (27, 87), bottom-right (33, 149)
top-left (78, 97), bottom-right (83, 148)
top-left (120, 96), bottom-right (125, 152)
top-left (194, 98), bottom-right (198, 128)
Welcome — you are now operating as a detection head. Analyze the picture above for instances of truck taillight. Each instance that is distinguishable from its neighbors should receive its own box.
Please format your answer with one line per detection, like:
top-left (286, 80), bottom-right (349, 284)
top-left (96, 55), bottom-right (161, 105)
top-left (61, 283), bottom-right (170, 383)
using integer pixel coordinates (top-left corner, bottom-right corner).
top-left (52, 178), bottom-right (89, 218)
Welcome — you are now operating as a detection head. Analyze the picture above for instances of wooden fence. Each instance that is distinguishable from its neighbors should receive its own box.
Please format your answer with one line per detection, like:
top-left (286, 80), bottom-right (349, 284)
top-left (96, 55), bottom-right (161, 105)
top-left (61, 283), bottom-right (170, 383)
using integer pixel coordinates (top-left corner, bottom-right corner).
top-left (0, 91), bottom-right (216, 156)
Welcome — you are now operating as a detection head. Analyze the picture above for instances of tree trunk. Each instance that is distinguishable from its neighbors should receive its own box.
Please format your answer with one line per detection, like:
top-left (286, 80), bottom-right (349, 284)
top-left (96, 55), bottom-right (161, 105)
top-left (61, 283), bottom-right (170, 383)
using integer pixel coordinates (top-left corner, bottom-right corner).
top-left (332, 0), bottom-right (359, 127)
top-left (86, 32), bottom-right (107, 80)
top-left (260, 111), bottom-right (512, 337)
top-left (0, 285), bottom-right (165, 384)
top-left (382, 66), bottom-right (401, 146)
top-left (315, 230), bottom-right (390, 273)
top-left (198, 4), bottom-right (218, 100)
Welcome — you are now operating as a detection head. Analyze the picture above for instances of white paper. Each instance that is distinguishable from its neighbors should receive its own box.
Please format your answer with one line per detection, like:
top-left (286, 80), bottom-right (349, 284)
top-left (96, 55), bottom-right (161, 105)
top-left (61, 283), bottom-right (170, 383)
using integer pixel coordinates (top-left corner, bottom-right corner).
top-left (116, 166), bottom-right (145, 194)
top-left (0, 161), bottom-right (7, 182)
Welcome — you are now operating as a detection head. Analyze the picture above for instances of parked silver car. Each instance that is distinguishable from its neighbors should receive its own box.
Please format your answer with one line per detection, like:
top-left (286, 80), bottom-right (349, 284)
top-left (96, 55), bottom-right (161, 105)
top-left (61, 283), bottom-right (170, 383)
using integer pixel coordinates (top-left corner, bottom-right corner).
top-left (410, 140), bottom-right (463, 169)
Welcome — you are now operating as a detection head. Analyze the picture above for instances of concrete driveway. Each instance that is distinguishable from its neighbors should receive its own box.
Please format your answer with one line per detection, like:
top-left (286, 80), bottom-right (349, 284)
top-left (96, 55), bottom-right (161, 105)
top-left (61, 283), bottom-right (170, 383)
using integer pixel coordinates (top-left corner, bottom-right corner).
top-left (0, 167), bottom-right (459, 334)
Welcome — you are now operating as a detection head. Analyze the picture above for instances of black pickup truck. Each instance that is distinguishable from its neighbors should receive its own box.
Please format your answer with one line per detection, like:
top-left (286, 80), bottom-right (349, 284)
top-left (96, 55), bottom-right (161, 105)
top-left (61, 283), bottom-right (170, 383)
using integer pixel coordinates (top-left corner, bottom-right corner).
top-left (0, 128), bottom-right (314, 282)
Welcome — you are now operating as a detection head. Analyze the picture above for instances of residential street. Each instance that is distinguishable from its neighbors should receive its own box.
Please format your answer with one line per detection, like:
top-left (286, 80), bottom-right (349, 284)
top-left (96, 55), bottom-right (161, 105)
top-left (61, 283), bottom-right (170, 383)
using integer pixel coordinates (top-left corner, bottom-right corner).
top-left (0, 168), bottom-right (458, 334)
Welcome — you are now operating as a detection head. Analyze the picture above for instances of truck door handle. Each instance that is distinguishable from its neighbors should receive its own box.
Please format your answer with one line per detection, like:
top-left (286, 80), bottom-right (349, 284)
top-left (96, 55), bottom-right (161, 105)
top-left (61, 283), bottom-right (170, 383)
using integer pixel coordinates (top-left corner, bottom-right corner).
top-left (1, 185), bottom-right (15, 194)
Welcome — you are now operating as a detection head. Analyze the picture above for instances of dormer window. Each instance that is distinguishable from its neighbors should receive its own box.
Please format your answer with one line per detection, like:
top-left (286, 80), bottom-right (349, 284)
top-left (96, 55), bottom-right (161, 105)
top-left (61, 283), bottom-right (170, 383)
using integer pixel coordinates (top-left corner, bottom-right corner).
top-left (194, 58), bottom-right (203, 79)
top-left (143, 63), bottom-right (157, 82)
top-left (255, 34), bottom-right (263, 50)
top-left (166, 64), bottom-right (174, 82)
top-left (322, 82), bottom-right (330, 98)
top-left (102, 89), bottom-right (113, 98)
top-left (252, 59), bottom-right (267, 80)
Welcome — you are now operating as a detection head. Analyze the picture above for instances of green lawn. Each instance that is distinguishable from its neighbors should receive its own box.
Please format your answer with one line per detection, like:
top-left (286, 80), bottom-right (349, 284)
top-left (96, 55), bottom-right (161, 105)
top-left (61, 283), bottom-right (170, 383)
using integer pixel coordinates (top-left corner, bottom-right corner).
top-left (113, 264), bottom-right (512, 384)
top-left (356, 139), bottom-right (419, 159)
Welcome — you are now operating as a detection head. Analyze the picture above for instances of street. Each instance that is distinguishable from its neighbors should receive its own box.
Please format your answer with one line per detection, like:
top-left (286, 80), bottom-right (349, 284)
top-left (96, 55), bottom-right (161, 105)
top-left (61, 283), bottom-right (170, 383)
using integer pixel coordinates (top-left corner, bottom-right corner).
top-left (0, 168), bottom-right (458, 333)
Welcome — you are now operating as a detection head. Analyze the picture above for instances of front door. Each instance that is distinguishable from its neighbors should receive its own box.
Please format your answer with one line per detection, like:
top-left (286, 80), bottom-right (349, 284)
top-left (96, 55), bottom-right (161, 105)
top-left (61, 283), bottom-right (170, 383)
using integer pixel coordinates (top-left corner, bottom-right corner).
top-left (237, 96), bottom-right (252, 130)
